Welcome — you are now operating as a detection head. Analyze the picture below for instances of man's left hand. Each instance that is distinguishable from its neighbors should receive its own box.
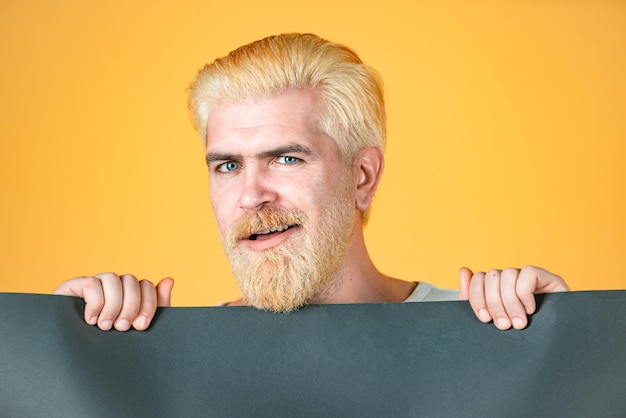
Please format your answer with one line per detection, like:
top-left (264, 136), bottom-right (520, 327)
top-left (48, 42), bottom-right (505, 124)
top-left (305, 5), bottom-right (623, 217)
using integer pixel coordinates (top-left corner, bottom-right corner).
top-left (459, 266), bottom-right (569, 330)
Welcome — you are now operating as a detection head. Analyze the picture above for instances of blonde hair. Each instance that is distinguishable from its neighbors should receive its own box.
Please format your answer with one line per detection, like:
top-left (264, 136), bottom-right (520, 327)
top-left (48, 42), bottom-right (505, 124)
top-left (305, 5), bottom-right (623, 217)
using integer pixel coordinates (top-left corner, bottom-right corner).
top-left (187, 33), bottom-right (386, 163)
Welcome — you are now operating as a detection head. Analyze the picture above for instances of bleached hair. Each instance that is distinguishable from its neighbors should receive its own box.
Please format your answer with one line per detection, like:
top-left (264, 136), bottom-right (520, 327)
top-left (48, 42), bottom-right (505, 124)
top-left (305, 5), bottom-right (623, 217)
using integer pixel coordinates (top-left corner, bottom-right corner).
top-left (187, 33), bottom-right (386, 163)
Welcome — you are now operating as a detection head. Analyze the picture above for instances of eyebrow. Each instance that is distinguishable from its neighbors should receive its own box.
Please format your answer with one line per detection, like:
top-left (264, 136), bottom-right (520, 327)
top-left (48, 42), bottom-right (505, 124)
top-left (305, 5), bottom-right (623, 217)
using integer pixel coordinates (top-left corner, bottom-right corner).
top-left (205, 144), bottom-right (316, 166)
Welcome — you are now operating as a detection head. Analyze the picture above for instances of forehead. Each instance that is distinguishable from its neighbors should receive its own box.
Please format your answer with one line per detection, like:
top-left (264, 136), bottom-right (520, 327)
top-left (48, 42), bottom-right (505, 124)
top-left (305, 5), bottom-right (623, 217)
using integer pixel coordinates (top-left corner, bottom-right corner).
top-left (205, 89), bottom-right (325, 151)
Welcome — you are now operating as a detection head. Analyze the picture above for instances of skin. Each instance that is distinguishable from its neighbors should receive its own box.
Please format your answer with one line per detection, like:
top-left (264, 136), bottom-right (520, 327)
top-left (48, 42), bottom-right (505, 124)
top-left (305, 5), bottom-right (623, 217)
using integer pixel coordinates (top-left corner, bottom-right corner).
top-left (207, 88), bottom-right (413, 307)
top-left (54, 88), bottom-right (568, 331)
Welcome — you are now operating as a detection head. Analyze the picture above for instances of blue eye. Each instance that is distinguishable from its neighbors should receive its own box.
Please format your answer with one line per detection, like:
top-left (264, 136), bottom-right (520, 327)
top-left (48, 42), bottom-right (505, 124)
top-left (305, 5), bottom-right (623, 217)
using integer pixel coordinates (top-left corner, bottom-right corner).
top-left (277, 156), bottom-right (300, 165)
top-left (217, 161), bottom-right (240, 172)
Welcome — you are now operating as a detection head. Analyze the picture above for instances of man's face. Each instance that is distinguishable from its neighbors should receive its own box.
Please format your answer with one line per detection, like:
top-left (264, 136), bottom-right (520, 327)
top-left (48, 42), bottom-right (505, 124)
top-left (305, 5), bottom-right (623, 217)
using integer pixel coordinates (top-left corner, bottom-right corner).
top-left (205, 88), bottom-right (357, 312)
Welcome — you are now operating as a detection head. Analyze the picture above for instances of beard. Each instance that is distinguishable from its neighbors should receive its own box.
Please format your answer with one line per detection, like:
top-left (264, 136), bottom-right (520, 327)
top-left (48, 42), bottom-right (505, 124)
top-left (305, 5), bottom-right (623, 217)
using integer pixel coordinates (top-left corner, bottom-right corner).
top-left (223, 183), bottom-right (355, 313)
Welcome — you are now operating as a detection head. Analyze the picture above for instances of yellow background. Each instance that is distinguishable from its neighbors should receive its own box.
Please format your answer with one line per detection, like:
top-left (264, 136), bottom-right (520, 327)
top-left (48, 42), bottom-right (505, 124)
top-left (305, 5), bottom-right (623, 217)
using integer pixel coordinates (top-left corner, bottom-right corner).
top-left (1, 0), bottom-right (624, 306)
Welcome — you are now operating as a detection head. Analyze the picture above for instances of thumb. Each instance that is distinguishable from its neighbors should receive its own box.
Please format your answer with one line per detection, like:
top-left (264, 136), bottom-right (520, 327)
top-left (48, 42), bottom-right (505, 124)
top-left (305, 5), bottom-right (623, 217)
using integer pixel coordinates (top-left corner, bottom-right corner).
top-left (156, 277), bottom-right (174, 307)
top-left (458, 267), bottom-right (473, 300)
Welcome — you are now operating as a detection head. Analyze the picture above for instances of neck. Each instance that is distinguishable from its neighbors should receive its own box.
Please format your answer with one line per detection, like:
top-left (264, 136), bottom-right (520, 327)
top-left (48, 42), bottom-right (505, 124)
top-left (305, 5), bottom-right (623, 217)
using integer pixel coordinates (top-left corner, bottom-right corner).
top-left (307, 218), bottom-right (415, 305)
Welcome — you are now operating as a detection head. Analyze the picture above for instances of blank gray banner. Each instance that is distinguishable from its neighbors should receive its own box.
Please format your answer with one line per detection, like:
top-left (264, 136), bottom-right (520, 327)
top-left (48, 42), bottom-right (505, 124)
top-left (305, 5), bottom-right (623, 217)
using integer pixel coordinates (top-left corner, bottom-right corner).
top-left (1, 291), bottom-right (625, 417)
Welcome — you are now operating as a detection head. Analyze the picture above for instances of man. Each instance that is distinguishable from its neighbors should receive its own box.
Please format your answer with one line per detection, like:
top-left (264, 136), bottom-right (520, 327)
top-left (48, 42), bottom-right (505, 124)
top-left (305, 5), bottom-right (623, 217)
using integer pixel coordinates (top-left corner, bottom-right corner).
top-left (54, 33), bottom-right (568, 332)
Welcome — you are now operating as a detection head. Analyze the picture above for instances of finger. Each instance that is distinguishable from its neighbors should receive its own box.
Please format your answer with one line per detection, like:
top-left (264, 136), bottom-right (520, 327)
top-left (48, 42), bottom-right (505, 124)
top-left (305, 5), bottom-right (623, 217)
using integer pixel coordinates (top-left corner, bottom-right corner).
top-left (515, 265), bottom-right (568, 315)
top-left (131, 278), bottom-right (174, 331)
top-left (500, 268), bottom-right (528, 330)
top-left (93, 272), bottom-right (124, 331)
top-left (156, 278), bottom-right (174, 307)
top-left (132, 280), bottom-right (158, 331)
top-left (467, 271), bottom-right (492, 323)
top-left (515, 266), bottom-right (540, 315)
top-left (113, 274), bottom-right (142, 332)
top-left (523, 265), bottom-right (569, 294)
top-left (483, 269), bottom-right (512, 330)
top-left (458, 267), bottom-right (473, 300)
top-left (54, 277), bottom-right (105, 326)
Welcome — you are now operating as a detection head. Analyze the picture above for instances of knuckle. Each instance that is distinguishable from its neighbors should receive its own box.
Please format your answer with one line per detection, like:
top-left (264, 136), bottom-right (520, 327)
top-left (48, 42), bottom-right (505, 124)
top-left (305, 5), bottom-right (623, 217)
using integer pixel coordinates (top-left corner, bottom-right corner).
top-left (485, 293), bottom-right (504, 310)
top-left (501, 268), bottom-right (521, 284)
top-left (487, 305), bottom-right (507, 319)
top-left (502, 267), bottom-right (519, 277)
top-left (121, 302), bottom-right (141, 315)
top-left (120, 274), bottom-right (140, 286)
top-left (502, 293), bottom-right (523, 310)
top-left (485, 269), bottom-right (501, 282)
top-left (96, 271), bottom-right (120, 282)
top-left (138, 279), bottom-right (156, 289)
top-left (138, 308), bottom-right (156, 318)
top-left (82, 277), bottom-right (102, 292)
top-left (467, 293), bottom-right (486, 309)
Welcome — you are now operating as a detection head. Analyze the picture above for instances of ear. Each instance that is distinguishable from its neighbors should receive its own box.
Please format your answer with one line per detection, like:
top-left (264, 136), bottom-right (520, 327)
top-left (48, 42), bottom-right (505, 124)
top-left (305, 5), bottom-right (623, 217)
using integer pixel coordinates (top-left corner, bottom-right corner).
top-left (353, 146), bottom-right (384, 212)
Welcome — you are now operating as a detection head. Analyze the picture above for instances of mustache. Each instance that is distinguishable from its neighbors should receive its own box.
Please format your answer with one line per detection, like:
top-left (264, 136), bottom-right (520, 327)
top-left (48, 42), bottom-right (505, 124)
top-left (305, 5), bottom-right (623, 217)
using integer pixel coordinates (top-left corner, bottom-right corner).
top-left (226, 207), bottom-right (308, 245)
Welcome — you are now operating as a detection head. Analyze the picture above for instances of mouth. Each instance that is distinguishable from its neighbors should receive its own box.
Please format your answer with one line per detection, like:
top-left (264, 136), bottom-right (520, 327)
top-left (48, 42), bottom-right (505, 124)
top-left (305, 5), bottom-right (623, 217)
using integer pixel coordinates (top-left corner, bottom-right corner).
top-left (248, 223), bottom-right (300, 241)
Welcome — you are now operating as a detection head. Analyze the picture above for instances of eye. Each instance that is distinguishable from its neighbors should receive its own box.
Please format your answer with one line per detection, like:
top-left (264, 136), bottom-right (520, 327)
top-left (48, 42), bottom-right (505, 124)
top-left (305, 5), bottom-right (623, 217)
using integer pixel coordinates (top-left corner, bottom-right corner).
top-left (216, 161), bottom-right (240, 172)
top-left (276, 156), bottom-right (300, 165)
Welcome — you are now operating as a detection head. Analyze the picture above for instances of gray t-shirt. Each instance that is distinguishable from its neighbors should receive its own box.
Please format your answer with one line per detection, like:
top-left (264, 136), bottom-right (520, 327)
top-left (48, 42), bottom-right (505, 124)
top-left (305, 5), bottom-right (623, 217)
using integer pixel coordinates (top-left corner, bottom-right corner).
top-left (218, 282), bottom-right (459, 306)
top-left (403, 282), bottom-right (459, 302)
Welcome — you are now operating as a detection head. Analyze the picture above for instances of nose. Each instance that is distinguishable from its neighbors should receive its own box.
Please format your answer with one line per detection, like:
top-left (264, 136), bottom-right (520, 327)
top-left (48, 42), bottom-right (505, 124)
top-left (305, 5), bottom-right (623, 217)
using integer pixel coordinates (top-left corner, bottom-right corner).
top-left (238, 165), bottom-right (277, 211)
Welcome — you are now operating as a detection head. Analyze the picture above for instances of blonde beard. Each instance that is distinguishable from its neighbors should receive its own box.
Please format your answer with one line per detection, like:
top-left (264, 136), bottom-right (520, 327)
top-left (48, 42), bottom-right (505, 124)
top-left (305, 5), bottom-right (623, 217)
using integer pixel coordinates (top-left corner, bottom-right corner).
top-left (223, 188), bottom-right (355, 313)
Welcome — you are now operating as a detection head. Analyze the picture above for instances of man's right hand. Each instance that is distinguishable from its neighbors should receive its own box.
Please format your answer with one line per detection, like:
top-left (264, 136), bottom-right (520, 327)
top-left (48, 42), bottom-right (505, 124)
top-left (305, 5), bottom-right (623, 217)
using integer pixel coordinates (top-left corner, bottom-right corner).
top-left (53, 273), bottom-right (174, 331)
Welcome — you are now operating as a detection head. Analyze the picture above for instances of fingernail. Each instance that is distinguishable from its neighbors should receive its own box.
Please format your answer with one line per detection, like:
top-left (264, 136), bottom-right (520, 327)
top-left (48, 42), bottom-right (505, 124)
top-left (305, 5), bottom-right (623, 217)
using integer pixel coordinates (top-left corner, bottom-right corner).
top-left (512, 317), bottom-right (525, 329)
top-left (135, 316), bottom-right (148, 330)
top-left (478, 309), bottom-right (491, 323)
top-left (86, 316), bottom-right (97, 325)
top-left (100, 320), bottom-right (113, 330)
top-left (496, 318), bottom-right (511, 329)
top-left (115, 319), bottom-right (130, 331)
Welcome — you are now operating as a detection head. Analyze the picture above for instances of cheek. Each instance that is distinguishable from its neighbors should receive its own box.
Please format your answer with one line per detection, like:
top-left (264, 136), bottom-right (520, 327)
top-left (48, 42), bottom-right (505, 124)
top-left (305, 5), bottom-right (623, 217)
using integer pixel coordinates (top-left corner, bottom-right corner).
top-left (209, 187), bottom-right (232, 234)
top-left (297, 182), bottom-right (336, 219)
top-left (212, 209), bottom-right (232, 242)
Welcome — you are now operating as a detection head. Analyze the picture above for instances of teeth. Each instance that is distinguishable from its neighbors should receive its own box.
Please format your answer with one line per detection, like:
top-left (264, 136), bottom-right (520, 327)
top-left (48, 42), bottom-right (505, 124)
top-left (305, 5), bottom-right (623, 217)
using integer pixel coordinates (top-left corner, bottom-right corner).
top-left (254, 224), bottom-right (293, 235)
